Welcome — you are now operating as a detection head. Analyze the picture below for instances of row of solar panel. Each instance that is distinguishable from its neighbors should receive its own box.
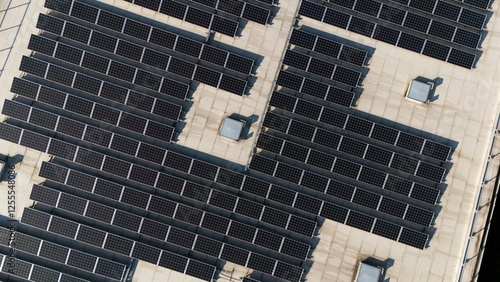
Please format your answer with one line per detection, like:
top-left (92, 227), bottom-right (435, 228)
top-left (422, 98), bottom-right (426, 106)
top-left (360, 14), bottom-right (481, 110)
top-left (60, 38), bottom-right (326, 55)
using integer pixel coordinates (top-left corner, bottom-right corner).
top-left (283, 49), bottom-right (361, 87)
top-left (39, 161), bottom-right (311, 261)
top-left (0, 253), bottom-right (88, 282)
top-left (322, 0), bottom-right (483, 49)
top-left (39, 3), bottom-right (254, 75)
top-left (20, 208), bottom-right (216, 281)
top-left (0, 228), bottom-right (126, 281)
top-left (29, 184), bottom-right (305, 282)
top-left (261, 112), bottom-right (440, 205)
top-left (387, 0), bottom-right (487, 29)
top-left (10, 73), bottom-right (174, 143)
top-left (34, 20), bottom-right (247, 96)
top-left (254, 134), bottom-right (435, 226)
top-left (299, 1), bottom-right (477, 68)
top-left (45, 0), bottom-right (238, 37)
top-left (289, 28), bottom-right (368, 66)
top-left (0, 117), bottom-right (315, 239)
top-left (268, 92), bottom-right (446, 183)
top-left (454, 0), bottom-right (492, 9)
top-left (276, 70), bottom-right (355, 108)
top-left (176, 0), bottom-right (271, 24)
top-left (268, 85), bottom-right (452, 162)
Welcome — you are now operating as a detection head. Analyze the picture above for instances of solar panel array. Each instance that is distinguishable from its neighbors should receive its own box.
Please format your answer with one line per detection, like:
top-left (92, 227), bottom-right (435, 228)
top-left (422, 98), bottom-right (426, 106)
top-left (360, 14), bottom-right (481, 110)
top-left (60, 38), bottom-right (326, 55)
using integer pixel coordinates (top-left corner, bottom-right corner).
top-left (35, 14), bottom-right (247, 95)
top-left (40, 2), bottom-right (254, 75)
top-left (0, 228), bottom-right (126, 281)
top-left (298, 0), bottom-right (488, 68)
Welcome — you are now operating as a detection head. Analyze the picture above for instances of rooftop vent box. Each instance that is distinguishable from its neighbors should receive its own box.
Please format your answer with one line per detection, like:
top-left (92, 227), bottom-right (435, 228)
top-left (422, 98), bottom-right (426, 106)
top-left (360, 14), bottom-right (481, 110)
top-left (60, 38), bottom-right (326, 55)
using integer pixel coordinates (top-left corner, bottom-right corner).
top-left (219, 117), bottom-right (246, 141)
top-left (354, 262), bottom-right (383, 282)
top-left (406, 79), bottom-right (433, 103)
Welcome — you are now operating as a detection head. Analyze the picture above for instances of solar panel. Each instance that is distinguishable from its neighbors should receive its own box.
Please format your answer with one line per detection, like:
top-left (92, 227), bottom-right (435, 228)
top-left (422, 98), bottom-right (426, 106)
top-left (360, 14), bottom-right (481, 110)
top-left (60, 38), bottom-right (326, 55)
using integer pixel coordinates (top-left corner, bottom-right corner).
top-left (398, 228), bottom-right (428, 249)
top-left (39, 241), bottom-right (68, 263)
top-left (220, 245), bottom-right (249, 267)
top-left (167, 227), bottom-right (196, 249)
top-left (235, 198), bottom-right (263, 220)
top-left (184, 260), bottom-right (215, 281)
top-left (372, 219), bottom-right (401, 241)
top-left (268, 184), bottom-right (296, 206)
top-left (193, 236), bottom-right (222, 257)
top-left (104, 234), bottom-right (134, 255)
top-left (249, 154), bottom-right (277, 175)
top-left (49, 216), bottom-right (79, 239)
top-left (281, 141), bottom-right (308, 162)
top-left (132, 243), bottom-right (161, 264)
top-left (274, 261), bottom-right (304, 282)
top-left (20, 130), bottom-right (49, 153)
top-left (158, 252), bottom-right (188, 273)
top-left (77, 225), bottom-right (106, 247)
top-left (219, 75), bottom-right (247, 95)
top-left (247, 253), bottom-right (276, 275)
top-left (242, 4), bottom-right (270, 25)
top-left (241, 177), bottom-right (270, 198)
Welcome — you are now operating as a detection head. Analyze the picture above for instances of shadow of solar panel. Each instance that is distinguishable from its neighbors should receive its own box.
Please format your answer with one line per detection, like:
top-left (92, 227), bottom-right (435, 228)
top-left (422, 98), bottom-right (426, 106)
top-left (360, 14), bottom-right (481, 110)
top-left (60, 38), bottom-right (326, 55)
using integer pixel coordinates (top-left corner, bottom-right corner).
top-left (410, 183), bottom-right (439, 204)
top-left (261, 208), bottom-right (289, 229)
top-left (2, 100), bottom-right (29, 122)
top-left (313, 129), bottom-right (341, 150)
top-left (39, 242), bottom-right (69, 263)
top-left (269, 91), bottom-right (296, 111)
top-left (247, 253), bottom-right (275, 275)
top-left (249, 154), bottom-right (276, 175)
top-left (295, 193), bottom-right (322, 215)
top-left (159, 252), bottom-right (188, 273)
top-left (283, 50), bottom-right (309, 70)
top-left (155, 174), bottom-right (183, 195)
top-left (118, 113), bottom-right (146, 133)
top-left (190, 160), bottom-right (219, 180)
top-left (121, 187), bottom-right (150, 209)
top-left (93, 178), bottom-right (122, 200)
top-left (71, 1), bottom-right (99, 23)
top-left (45, 0), bottom-right (72, 14)
top-left (298, 0), bottom-right (325, 21)
top-left (346, 211), bottom-right (374, 232)
top-left (75, 225), bottom-right (105, 247)
top-left (288, 120), bottom-right (315, 140)
top-left (20, 56), bottom-right (47, 77)
top-left (364, 145), bottom-right (392, 166)
top-left (221, 244), bottom-right (249, 266)
top-left (281, 141), bottom-right (308, 162)
top-left (59, 193), bottom-right (87, 215)
top-left (300, 171), bottom-right (328, 192)
top-left (183, 182), bottom-right (210, 203)
top-left (398, 228), bottom-right (427, 249)
top-left (372, 220), bottom-right (400, 241)
top-left (20, 130), bottom-right (49, 152)
top-left (242, 4), bottom-right (270, 25)
top-left (83, 126), bottom-right (111, 147)
top-left (130, 165), bottom-right (158, 187)
top-left (67, 170), bottom-right (95, 192)
top-left (123, 20), bottom-right (151, 41)
top-left (319, 108), bottom-right (348, 128)
top-left (49, 216), bottom-right (78, 238)
top-left (453, 29), bottom-right (481, 49)
top-left (193, 66), bottom-right (220, 87)
top-left (194, 236), bottom-right (222, 257)
top-left (30, 265), bottom-right (61, 281)
top-left (47, 140), bottom-right (77, 160)
top-left (268, 184), bottom-right (296, 206)
top-left (104, 234), bottom-right (133, 255)
top-left (306, 150), bottom-right (334, 171)
top-left (97, 10), bottom-right (125, 32)
top-left (384, 175), bottom-right (412, 196)
top-left (397, 33), bottom-right (425, 53)
top-left (276, 70), bottom-right (303, 91)
top-left (405, 206), bottom-right (434, 226)
top-left (132, 243), bottom-right (161, 264)
top-left (373, 25), bottom-right (400, 45)
top-left (216, 168), bottom-right (244, 188)
top-left (140, 219), bottom-right (169, 240)
top-left (323, 9), bottom-right (350, 29)
top-left (235, 198), bottom-right (262, 219)
top-left (252, 230), bottom-right (281, 251)
top-left (67, 252), bottom-right (97, 272)
top-left (11, 78), bottom-right (39, 100)
top-left (219, 75), bottom-right (247, 95)
top-left (185, 260), bottom-right (215, 281)
top-left (110, 134), bottom-right (139, 156)
top-left (28, 35), bottom-right (55, 56)
top-left (210, 16), bottom-right (238, 37)
top-left (167, 227), bottom-right (196, 249)
top-left (37, 13), bottom-right (64, 35)
top-left (201, 213), bottom-right (229, 234)
top-left (358, 167), bottom-right (386, 188)
top-left (20, 208), bottom-right (50, 230)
